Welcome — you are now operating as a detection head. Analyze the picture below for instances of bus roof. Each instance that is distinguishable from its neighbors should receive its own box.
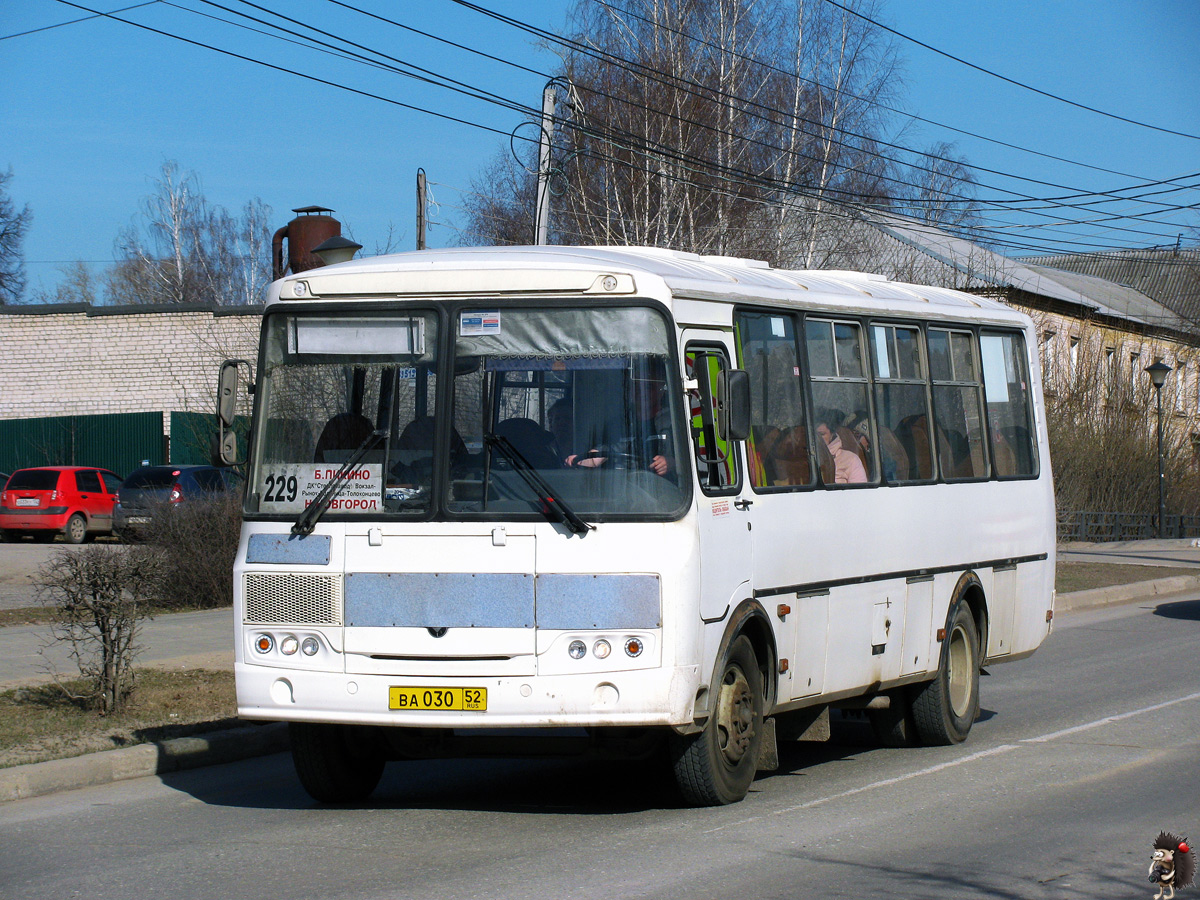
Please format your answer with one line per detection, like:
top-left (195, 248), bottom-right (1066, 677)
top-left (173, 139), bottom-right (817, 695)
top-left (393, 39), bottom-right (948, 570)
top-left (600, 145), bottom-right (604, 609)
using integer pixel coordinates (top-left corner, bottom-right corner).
top-left (270, 245), bottom-right (1025, 324)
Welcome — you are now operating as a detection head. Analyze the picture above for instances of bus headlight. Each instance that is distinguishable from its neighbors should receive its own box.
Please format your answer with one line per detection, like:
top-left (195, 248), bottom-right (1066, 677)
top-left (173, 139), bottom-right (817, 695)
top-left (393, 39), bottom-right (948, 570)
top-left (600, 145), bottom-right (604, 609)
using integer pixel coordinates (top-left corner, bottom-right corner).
top-left (280, 635), bottom-right (299, 656)
top-left (593, 639), bottom-right (611, 659)
top-left (301, 636), bottom-right (320, 656)
top-left (568, 640), bottom-right (587, 659)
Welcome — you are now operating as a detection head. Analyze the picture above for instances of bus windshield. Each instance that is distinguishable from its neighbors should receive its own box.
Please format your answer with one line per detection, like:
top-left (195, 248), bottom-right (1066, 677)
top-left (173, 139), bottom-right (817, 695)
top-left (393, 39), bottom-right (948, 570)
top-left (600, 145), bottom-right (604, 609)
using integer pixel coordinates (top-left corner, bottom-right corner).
top-left (246, 304), bottom-right (691, 521)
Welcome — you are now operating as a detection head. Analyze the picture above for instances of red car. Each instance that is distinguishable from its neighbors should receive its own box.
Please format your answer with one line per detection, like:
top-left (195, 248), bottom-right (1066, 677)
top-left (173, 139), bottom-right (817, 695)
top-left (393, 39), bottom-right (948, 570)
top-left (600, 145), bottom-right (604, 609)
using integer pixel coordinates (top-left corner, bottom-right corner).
top-left (0, 466), bottom-right (123, 543)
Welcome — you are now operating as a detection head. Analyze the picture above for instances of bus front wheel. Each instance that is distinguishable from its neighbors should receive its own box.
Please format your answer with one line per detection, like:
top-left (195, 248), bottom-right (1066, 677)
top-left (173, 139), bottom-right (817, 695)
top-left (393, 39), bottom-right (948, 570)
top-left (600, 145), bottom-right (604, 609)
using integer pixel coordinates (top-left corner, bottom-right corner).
top-left (289, 722), bottom-right (385, 803)
top-left (670, 635), bottom-right (764, 806)
top-left (911, 602), bottom-right (980, 745)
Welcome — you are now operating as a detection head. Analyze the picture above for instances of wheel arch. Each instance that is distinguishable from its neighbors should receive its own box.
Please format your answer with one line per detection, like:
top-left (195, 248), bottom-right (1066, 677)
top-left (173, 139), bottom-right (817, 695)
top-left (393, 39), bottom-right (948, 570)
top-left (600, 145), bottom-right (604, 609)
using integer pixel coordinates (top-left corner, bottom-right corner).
top-left (949, 570), bottom-right (988, 662)
top-left (712, 599), bottom-right (778, 711)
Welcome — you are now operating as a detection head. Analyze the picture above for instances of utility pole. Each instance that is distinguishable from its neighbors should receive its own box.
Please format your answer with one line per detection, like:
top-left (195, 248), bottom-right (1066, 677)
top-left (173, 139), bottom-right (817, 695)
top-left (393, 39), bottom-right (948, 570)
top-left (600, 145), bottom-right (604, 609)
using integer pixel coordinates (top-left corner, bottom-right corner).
top-left (534, 82), bottom-right (556, 246)
top-left (416, 168), bottom-right (427, 250)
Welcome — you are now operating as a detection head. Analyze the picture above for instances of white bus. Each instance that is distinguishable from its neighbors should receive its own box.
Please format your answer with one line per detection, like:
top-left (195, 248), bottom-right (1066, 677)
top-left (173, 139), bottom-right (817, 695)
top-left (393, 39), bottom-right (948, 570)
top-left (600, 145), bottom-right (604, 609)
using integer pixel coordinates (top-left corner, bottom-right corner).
top-left (216, 245), bottom-right (1055, 806)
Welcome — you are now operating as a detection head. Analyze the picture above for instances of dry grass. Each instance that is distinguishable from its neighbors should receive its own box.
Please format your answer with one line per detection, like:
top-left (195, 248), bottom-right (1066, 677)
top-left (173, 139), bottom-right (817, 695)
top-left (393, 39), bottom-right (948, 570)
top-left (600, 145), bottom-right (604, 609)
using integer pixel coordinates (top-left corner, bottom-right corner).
top-left (0, 667), bottom-right (237, 768)
top-left (1054, 562), bottom-right (1189, 594)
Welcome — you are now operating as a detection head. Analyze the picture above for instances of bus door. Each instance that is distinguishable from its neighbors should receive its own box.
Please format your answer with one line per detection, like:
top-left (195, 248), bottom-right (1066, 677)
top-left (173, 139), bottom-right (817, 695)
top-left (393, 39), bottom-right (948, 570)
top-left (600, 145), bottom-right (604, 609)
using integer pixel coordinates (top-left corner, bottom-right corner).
top-left (683, 334), bottom-right (754, 622)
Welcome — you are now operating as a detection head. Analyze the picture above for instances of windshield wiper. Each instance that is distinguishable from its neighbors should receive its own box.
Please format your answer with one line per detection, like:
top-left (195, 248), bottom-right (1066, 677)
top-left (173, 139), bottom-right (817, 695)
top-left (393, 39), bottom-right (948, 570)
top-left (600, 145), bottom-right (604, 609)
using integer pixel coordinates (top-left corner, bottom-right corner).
top-left (483, 432), bottom-right (593, 535)
top-left (292, 429), bottom-right (387, 536)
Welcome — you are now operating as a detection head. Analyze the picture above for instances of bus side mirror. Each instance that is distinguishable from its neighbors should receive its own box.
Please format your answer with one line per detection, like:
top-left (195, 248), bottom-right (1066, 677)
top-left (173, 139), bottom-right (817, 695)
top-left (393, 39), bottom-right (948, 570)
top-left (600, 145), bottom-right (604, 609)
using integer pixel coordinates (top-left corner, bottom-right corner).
top-left (213, 359), bottom-right (251, 466)
top-left (717, 369), bottom-right (751, 442)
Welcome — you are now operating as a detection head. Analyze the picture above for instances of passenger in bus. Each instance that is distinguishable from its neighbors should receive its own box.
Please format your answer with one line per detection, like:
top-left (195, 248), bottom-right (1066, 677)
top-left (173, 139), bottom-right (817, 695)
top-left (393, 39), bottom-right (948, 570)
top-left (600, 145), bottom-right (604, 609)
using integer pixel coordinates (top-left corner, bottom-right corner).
top-left (314, 412), bottom-right (373, 463)
top-left (494, 417), bottom-right (561, 469)
top-left (566, 369), bottom-right (673, 477)
top-left (815, 417), bottom-right (867, 484)
top-left (844, 410), bottom-right (907, 482)
top-left (547, 398), bottom-right (574, 460)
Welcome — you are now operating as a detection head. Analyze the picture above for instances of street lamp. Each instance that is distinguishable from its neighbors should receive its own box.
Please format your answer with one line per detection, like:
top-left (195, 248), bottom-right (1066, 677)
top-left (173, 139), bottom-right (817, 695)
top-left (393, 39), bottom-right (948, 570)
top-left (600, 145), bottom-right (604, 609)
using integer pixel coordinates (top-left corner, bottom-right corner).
top-left (1146, 360), bottom-right (1171, 538)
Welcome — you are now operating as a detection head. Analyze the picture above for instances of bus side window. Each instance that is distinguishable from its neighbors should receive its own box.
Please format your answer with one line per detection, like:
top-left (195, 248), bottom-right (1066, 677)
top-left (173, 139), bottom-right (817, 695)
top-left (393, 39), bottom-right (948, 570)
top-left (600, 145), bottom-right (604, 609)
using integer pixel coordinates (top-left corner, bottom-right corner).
top-left (805, 319), bottom-right (876, 485)
top-left (685, 346), bottom-right (740, 494)
top-left (928, 329), bottom-right (989, 480)
top-left (736, 310), bottom-right (810, 489)
top-left (980, 331), bottom-right (1039, 477)
top-left (870, 323), bottom-right (933, 482)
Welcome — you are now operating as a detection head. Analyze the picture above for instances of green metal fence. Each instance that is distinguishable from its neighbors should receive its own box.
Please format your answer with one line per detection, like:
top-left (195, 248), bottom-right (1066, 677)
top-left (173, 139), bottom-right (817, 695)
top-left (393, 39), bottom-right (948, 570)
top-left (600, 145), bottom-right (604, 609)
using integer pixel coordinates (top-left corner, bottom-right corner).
top-left (0, 412), bottom-right (165, 478)
top-left (0, 411), bottom-right (247, 478)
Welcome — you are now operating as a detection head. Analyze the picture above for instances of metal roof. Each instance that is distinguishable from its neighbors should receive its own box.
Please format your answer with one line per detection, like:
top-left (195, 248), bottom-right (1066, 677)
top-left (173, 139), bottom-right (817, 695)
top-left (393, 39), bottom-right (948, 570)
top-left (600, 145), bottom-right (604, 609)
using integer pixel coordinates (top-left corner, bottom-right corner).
top-left (1022, 247), bottom-right (1200, 325)
top-left (811, 209), bottom-right (1195, 334)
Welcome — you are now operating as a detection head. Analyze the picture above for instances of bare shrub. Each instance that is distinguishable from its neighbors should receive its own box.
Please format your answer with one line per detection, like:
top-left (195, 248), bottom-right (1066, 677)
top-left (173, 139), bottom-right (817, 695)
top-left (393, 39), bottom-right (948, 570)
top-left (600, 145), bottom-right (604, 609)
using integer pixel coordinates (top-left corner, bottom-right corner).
top-left (140, 492), bottom-right (241, 609)
top-left (37, 546), bottom-right (164, 715)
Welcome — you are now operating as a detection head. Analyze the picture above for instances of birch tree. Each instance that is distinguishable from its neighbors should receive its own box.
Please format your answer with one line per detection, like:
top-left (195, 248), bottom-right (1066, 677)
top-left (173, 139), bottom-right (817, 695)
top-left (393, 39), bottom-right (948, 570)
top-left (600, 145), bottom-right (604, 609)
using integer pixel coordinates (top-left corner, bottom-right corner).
top-left (460, 0), bottom-right (904, 264)
top-left (105, 161), bottom-right (272, 306)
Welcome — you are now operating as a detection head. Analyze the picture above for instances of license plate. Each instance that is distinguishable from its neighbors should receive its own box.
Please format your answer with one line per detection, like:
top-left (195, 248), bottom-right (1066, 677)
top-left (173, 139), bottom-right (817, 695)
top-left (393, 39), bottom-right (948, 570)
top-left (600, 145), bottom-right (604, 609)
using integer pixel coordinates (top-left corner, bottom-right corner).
top-left (388, 686), bottom-right (487, 711)
top-left (128, 516), bottom-right (151, 524)
top-left (15, 498), bottom-right (38, 507)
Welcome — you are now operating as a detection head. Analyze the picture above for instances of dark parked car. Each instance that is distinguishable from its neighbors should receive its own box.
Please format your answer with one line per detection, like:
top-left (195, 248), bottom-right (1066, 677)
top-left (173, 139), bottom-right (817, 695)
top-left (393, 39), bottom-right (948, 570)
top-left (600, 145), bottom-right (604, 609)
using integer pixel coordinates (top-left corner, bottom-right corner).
top-left (113, 465), bottom-right (241, 540)
top-left (0, 466), bottom-right (123, 543)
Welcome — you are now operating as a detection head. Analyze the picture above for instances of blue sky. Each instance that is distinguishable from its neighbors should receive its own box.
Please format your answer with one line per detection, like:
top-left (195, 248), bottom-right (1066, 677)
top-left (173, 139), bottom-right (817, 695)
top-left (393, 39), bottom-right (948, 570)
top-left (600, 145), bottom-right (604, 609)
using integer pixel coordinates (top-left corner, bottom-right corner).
top-left (3, 0), bottom-right (1199, 300)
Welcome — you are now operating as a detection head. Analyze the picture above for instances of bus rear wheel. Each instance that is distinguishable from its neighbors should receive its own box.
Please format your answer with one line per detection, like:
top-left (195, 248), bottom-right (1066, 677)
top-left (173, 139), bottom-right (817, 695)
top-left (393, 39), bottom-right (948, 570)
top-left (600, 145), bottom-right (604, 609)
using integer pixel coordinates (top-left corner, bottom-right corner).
top-left (911, 602), bottom-right (980, 745)
top-left (289, 723), bottom-right (386, 803)
top-left (670, 635), bottom-right (764, 806)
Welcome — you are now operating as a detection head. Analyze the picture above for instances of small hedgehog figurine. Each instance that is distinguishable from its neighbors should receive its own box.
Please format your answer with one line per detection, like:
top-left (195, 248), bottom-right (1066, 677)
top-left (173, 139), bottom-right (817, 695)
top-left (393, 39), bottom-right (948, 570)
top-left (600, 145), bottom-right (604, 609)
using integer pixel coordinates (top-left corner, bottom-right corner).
top-left (1150, 832), bottom-right (1195, 900)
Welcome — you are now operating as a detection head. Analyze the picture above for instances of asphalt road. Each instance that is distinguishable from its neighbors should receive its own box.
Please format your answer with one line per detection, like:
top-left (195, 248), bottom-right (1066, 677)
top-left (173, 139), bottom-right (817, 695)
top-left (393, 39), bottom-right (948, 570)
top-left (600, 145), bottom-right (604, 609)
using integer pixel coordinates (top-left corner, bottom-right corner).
top-left (3, 588), bottom-right (1198, 900)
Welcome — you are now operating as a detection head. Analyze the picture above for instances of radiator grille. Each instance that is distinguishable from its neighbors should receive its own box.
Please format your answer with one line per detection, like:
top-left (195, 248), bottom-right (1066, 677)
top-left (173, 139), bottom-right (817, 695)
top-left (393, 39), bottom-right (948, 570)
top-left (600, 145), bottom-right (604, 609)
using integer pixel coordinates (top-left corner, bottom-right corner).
top-left (244, 573), bottom-right (343, 626)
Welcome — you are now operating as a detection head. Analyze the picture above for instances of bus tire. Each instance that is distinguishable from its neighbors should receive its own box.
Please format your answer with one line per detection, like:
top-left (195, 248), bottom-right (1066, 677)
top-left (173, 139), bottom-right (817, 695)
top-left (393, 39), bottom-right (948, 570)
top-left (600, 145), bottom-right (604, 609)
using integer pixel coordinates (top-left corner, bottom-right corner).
top-left (911, 602), bottom-right (980, 745)
top-left (289, 722), bottom-right (385, 803)
top-left (670, 635), bottom-right (764, 806)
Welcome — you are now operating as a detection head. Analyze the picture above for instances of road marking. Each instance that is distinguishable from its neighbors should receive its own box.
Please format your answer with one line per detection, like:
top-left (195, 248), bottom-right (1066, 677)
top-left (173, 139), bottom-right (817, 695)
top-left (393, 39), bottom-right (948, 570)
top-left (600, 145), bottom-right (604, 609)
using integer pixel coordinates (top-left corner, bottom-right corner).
top-left (1020, 689), bottom-right (1200, 743)
top-left (703, 745), bottom-right (1019, 833)
top-left (703, 690), bottom-right (1200, 833)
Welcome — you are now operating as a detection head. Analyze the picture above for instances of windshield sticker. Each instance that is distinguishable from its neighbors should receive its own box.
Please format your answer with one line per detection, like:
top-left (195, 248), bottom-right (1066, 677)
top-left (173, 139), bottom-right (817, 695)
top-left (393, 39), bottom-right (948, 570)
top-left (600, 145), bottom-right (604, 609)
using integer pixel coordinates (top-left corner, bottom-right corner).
top-left (460, 310), bottom-right (501, 337)
top-left (258, 464), bottom-right (383, 514)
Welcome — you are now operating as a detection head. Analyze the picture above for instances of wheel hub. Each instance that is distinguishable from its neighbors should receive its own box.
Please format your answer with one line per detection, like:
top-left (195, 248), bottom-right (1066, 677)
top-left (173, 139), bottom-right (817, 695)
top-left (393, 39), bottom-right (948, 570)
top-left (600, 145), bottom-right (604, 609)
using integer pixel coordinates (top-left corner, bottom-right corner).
top-left (716, 665), bottom-right (755, 765)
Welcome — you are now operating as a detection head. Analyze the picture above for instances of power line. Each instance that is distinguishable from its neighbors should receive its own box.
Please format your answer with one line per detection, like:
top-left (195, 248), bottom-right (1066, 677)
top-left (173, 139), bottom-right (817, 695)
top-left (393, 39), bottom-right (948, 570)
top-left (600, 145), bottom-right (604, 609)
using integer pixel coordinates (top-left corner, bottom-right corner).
top-left (445, 0), bottom-right (1198, 231)
top-left (0, 0), bottom-right (159, 40)
top-left (821, 0), bottom-right (1200, 142)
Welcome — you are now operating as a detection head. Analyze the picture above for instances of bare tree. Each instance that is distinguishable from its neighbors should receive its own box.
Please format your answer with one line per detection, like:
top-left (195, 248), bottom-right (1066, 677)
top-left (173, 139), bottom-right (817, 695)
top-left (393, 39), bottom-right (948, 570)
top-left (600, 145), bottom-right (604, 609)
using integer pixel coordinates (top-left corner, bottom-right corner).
top-left (891, 140), bottom-right (981, 233)
top-left (28, 260), bottom-right (100, 306)
top-left (459, 0), bottom-right (902, 263)
top-left (0, 168), bottom-right (32, 304)
top-left (105, 161), bottom-right (272, 306)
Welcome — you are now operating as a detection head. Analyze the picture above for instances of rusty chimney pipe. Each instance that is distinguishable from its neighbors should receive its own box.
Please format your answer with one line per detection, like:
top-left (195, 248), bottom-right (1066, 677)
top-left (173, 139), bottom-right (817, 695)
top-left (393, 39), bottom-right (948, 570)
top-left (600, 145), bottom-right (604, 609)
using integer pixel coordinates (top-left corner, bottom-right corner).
top-left (271, 206), bottom-right (342, 281)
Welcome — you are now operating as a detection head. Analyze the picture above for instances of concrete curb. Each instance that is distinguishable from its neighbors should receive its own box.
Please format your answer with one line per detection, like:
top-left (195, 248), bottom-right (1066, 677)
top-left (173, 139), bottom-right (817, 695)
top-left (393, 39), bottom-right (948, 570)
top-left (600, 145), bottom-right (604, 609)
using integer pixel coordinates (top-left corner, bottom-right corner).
top-left (5, 572), bottom-right (1200, 803)
top-left (1056, 573), bottom-right (1200, 612)
top-left (0, 722), bottom-right (289, 802)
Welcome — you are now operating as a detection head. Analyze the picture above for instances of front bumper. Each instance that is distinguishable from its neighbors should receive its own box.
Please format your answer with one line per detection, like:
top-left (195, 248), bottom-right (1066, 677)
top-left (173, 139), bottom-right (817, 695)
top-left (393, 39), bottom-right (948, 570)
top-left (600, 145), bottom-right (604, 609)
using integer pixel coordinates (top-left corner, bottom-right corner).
top-left (236, 662), bottom-right (701, 728)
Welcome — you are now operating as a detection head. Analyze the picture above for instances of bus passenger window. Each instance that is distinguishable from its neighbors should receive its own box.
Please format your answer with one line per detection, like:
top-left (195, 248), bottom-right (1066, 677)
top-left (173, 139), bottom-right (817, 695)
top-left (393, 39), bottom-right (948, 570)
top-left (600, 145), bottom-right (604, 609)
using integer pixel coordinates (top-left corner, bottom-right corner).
top-left (928, 329), bottom-right (988, 480)
top-left (980, 331), bottom-right (1038, 477)
top-left (805, 319), bottom-right (875, 484)
top-left (736, 311), bottom-right (809, 488)
top-left (870, 323), bottom-right (933, 482)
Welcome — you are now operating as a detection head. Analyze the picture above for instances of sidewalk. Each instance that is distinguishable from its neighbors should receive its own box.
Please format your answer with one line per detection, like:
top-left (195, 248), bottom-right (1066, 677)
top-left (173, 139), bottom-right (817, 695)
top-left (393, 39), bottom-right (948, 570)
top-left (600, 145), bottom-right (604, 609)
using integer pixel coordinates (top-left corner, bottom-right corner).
top-left (4, 541), bottom-right (1200, 802)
